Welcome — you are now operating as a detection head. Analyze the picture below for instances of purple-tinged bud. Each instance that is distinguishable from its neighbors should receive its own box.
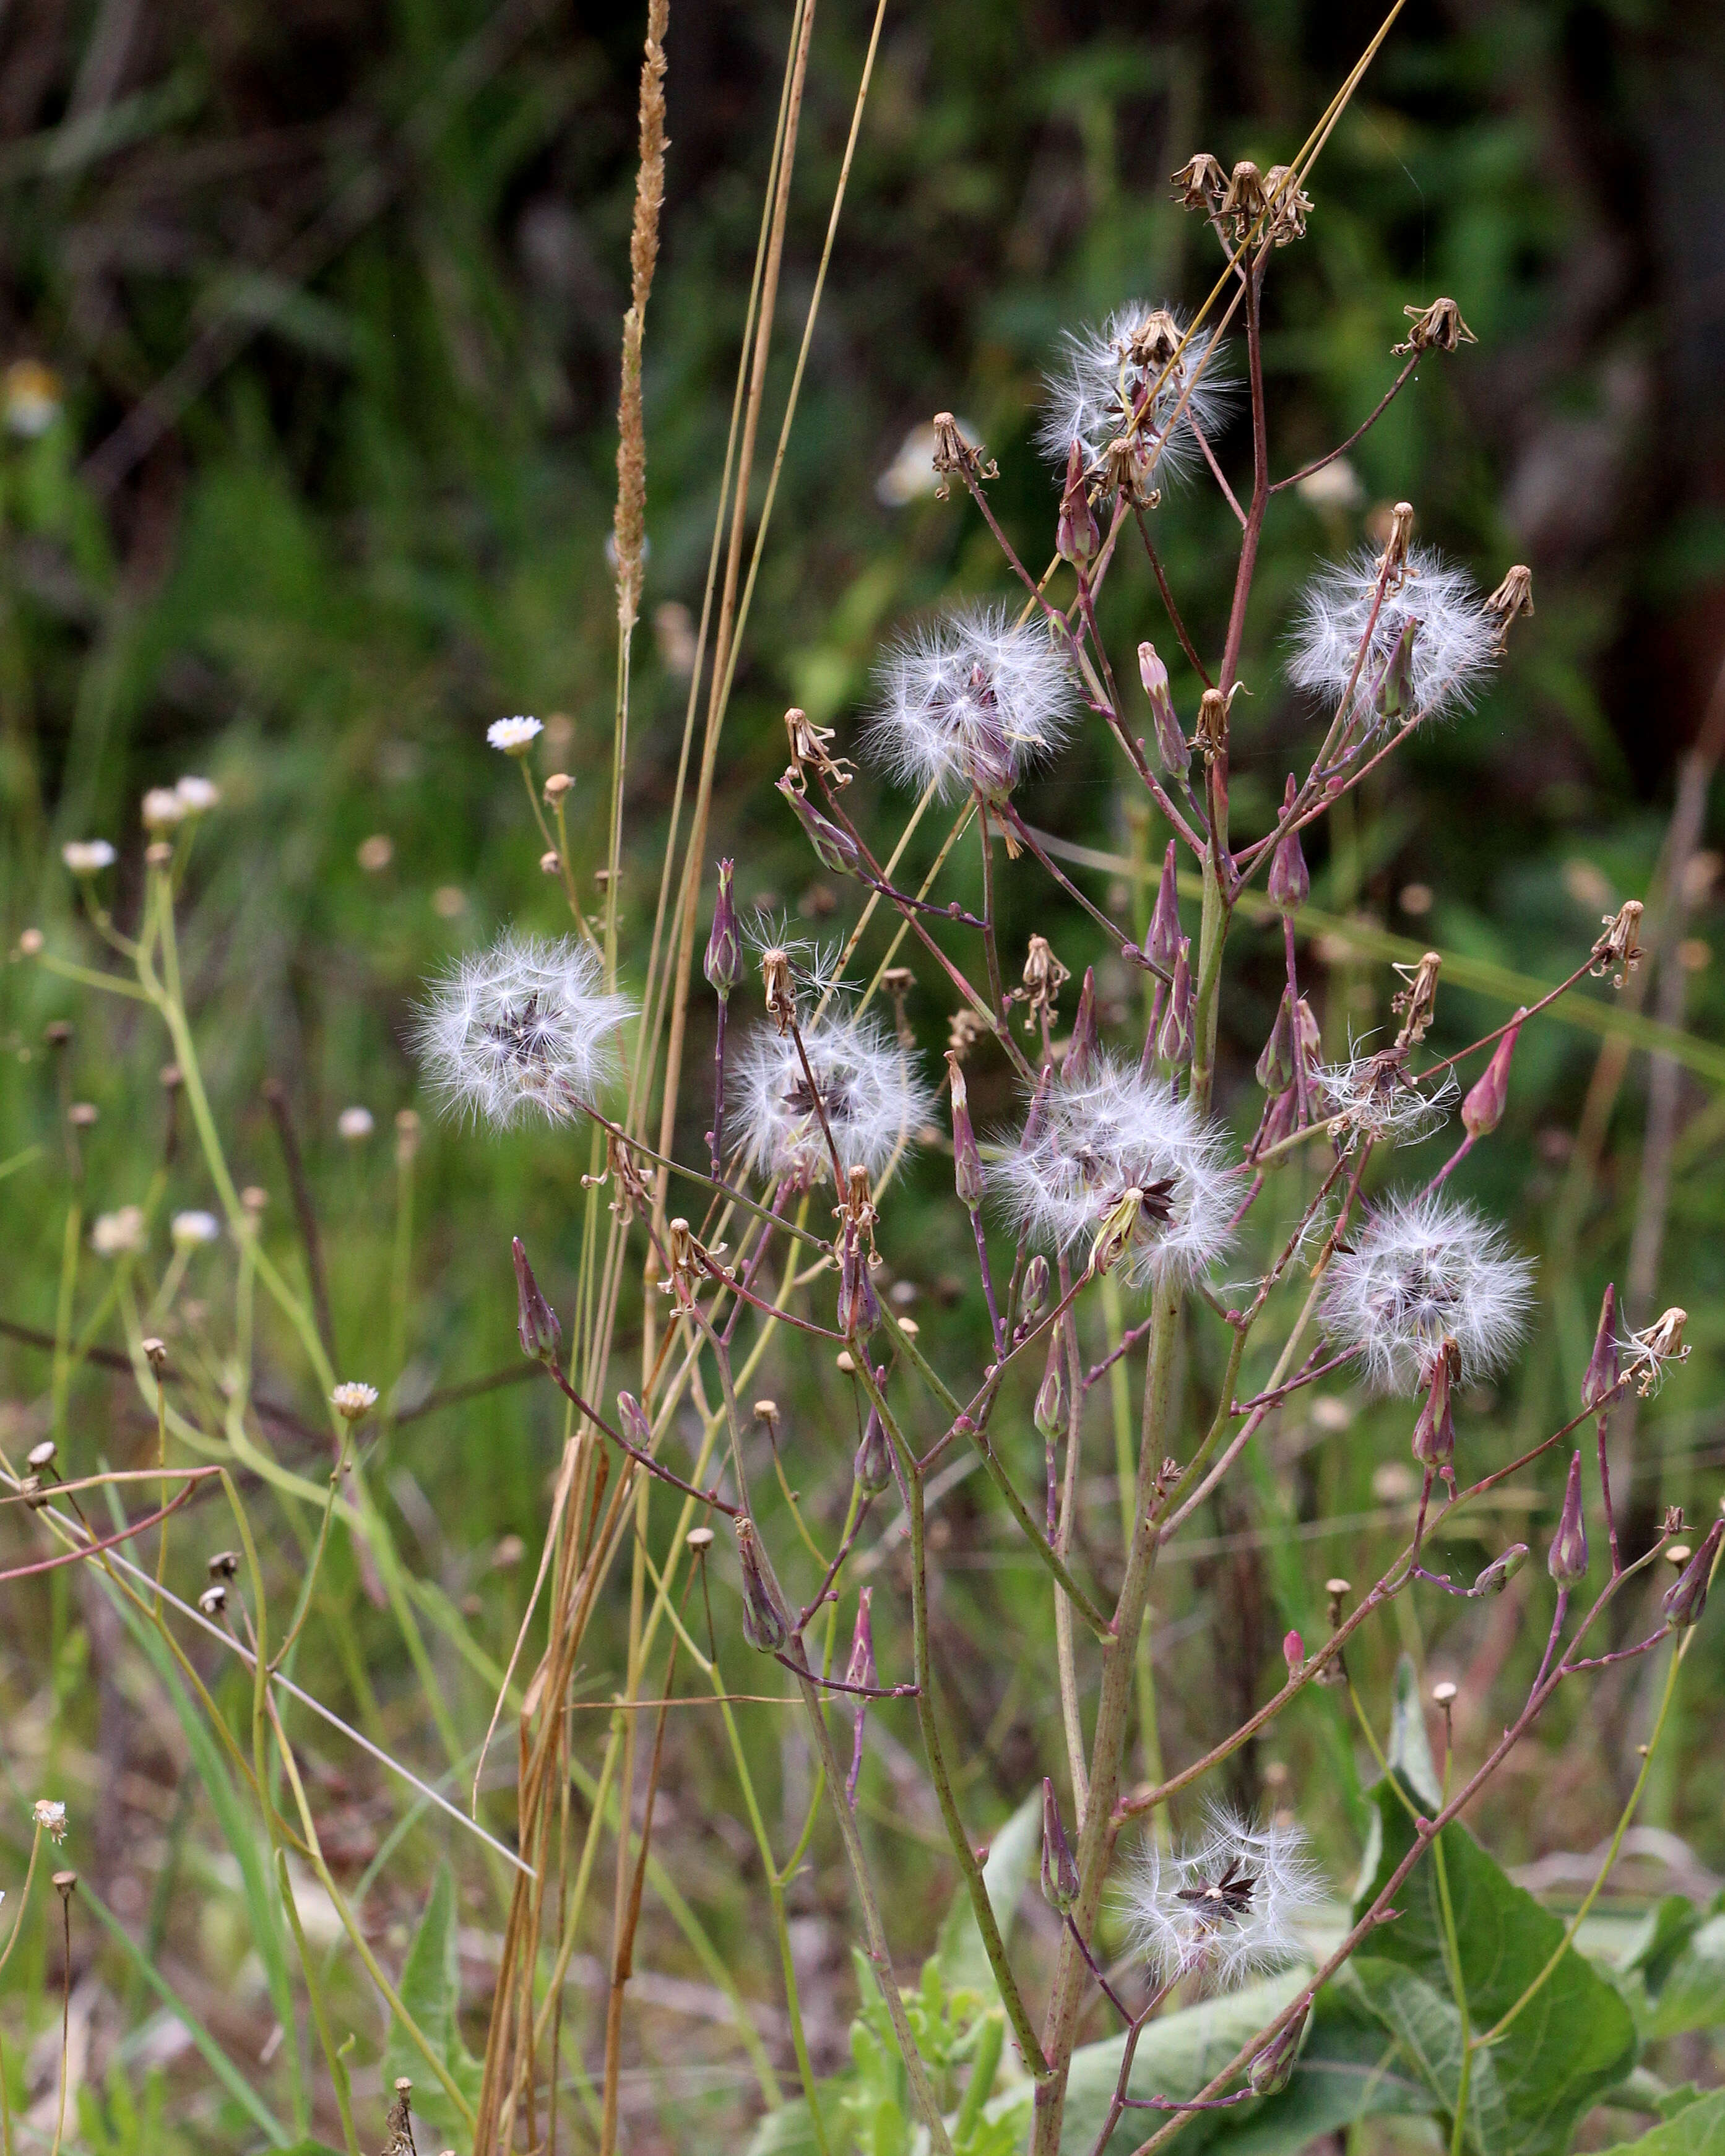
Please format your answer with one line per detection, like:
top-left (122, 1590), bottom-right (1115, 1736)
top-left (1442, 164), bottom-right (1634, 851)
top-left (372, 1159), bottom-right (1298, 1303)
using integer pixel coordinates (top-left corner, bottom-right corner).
top-left (1547, 1451), bottom-right (1589, 1587)
top-left (1138, 643), bottom-right (1188, 774)
top-left (946, 1052), bottom-right (984, 1212)
top-left (1057, 441), bottom-right (1099, 568)
top-left (1663, 1517), bottom-right (1722, 1630)
top-left (512, 1237), bottom-right (563, 1363)
top-left (1473, 1543), bottom-right (1528, 1596)
top-left (1294, 998), bottom-right (1321, 1071)
top-left (854, 1404), bottom-right (893, 1496)
top-left (1034, 1335), bottom-right (1067, 1442)
top-left (735, 1517), bottom-right (793, 1654)
top-left (837, 1238), bottom-right (882, 1339)
top-left (1252, 1084), bottom-right (1297, 1162)
top-left (1064, 968), bottom-right (1100, 1089)
top-left (1461, 1009), bottom-right (1524, 1139)
top-left (1040, 1778), bottom-right (1079, 1912)
top-left (704, 858), bottom-right (743, 999)
top-left (1144, 842), bottom-right (1183, 977)
top-left (1411, 1339), bottom-right (1459, 1472)
top-left (1282, 1629), bottom-right (1304, 1680)
top-left (846, 1588), bottom-right (876, 1692)
top-left (1582, 1283), bottom-right (1619, 1413)
top-left (1156, 938), bottom-right (1193, 1067)
top-left (1021, 1254), bottom-right (1050, 1319)
top-left (1255, 992), bottom-right (1297, 1095)
top-left (777, 775), bottom-right (862, 877)
top-left (1267, 777), bottom-right (1309, 916)
top-left (616, 1391), bottom-right (652, 1449)
top-left (1248, 2001), bottom-right (1310, 2097)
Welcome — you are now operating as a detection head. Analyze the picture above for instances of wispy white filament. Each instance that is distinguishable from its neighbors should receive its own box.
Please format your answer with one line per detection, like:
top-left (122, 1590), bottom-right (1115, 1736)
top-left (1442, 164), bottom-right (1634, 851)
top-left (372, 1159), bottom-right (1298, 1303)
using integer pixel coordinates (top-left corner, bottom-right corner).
top-left (1119, 1806), bottom-right (1321, 1990)
top-left (731, 1012), bottom-right (933, 1189)
top-left (864, 605), bottom-right (1077, 801)
top-left (1036, 302), bottom-right (1234, 481)
top-left (1287, 545), bottom-right (1497, 723)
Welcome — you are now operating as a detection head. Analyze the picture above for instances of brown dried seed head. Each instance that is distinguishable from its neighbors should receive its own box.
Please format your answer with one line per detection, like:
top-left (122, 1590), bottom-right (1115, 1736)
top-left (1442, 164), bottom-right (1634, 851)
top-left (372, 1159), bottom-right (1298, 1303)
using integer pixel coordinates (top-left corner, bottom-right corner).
top-left (1394, 296), bottom-right (1477, 355)
top-left (1170, 152), bottom-right (1227, 211)
top-left (1263, 165), bottom-right (1313, 243)
top-left (543, 772), bottom-right (574, 801)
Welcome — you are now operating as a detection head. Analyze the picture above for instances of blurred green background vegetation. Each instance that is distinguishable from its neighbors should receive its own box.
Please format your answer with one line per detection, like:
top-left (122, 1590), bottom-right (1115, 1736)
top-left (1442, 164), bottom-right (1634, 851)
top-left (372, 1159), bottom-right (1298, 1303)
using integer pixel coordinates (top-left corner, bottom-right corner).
top-left (1, 0), bottom-right (1723, 2146)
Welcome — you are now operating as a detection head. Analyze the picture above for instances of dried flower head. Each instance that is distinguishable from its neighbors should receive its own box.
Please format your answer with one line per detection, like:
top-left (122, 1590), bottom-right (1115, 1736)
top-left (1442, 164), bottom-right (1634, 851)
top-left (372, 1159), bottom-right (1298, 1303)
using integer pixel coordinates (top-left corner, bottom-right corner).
top-left (413, 933), bottom-right (632, 1130)
top-left (1119, 1805), bottom-right (1321, 1989)
top-left (487, 715), bottom-right (542, 756)
top-left (865, 605), bottom-right (1078, 803)
top-left (1313, 1051), bottom-right (1456, 1149)
top-left (62, 840), bottom-right (116, 875)
top-left (1321, 1192), bottom-right (1534, 1395)
top-left (1590, 900), bottom-right (1643, 988)
top-left (731, 1012), bottom-right (931, 1190)
top-left (170, 1209), bottom-right (221, 1248)
top-left (993, 1054), bottom-right (1234, 1290)
top-left (90, 1205), bottom-right (147, 1257)
top-left (1037, 302), bottom-right (1234, 487)
top-left (33, 1799), bottom-right (67, 1845)
top-left (1394, 297), bottom-right (1477, 356)
top-left (1288, 545), bottom-right (1498, 726)
top-left (1623, 1307), bottom-right (1690, 1396)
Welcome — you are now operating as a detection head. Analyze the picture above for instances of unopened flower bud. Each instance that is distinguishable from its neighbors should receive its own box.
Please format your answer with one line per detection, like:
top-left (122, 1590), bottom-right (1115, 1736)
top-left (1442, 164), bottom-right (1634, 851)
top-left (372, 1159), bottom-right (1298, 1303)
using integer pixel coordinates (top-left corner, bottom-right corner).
top-left (704, 859), bottom-right (743, 999)
top-left (1156, 938), bottom-right (1193, 1067)
top-left (946, 1053), bottom-right (983, 1212)
top-left (1282, 1629), bottom-right (1304, 1680)
top-left (777, 775), bottom-right (861, 877)
top-left (1021, 1254), bottom-right (1049, 1320)
top-left (1248, 2001), bottom-right (1310, 2096)
top-left (735, 1516), bottom-right (793, 1654)
top-left (512, 1237), bottom-right (563, 1364)
top-left (1473, 1543), bottom-right (1528, 1596)
top-left (1462, 1010), bottom-right (1524, 1139)
top-left (1662, 1518), bottom-right (1722, 1631)
top-left (845, 1587), bottom-right (876, 1694)
top-left (27, 1439), bottom-right (56, 1472)
top-left (616, 1391), bottom-right (652, 1450)
top-left (1040, 1778), bottom-right (1079, 1912)
top-left (1583, 1284), bottom-right (1619, 1413)
top-left (1267, 778), bottom-right (1309, 915)
top-left (1057, 441), bottom-right (1099, 567)
top-left (207, 1550), bottom-right (240, 1579)
top-left (1138, 644), bottom-right (1187, 774)
top-left (1547, 1451), bottom-right (1589, 1588)
top-left (837, 1238), bottom-right (882, 1339)
top-left (198, 1582), bottom-right (228, 1616)
top-left (854, 1404), bottom-right (893, 1496)
top-left (1064, 968), bottom-right (1099, 1089)
top-left (1034, 1336), bottom-right (1067, 1441)
top-left (142, 1336), bottom-right (168, 1371)
top-left (1256, 992), bottom-right (1297, 1095)
top-left (1144, 842), bottom-right (1182, 977)
top-left (1411, 1339), bottom-right (1459, 1472)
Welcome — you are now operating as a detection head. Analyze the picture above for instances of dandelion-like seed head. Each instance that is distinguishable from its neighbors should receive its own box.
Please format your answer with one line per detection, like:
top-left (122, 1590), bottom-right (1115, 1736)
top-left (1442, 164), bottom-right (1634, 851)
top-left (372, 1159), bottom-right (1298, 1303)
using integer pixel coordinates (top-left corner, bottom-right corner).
top-left (864, 605), bottom-right (1078, 802)
top-left (1321, 1191), bottom-right (1534, 1395)
top-left (413, 932), bottom-right (632, 1131)
top-left (1288, 545), bottom-right (1497, 725)
top-left (90, 1205), bottom-right (146, 1258)
top-left (1036, 302), bottom-right (1234, 485)
top-left (33, 1799), bottom-right (67, 1845)
top-left (992, 1054), bottom-right (1234, 1290)
top-left (62, 840), bottom-right (116, 875)
top-left (730, 1011), bottom-right (933, 1190)
top-left (487, 715), bottom-right (543, 756)
top-left (170, 1209), bottom-right (221, 1249)
top-left (1118, 1805), bottom-right (1321, 1990)
top-left (1313, 1051), bottom-right (1457, 1147)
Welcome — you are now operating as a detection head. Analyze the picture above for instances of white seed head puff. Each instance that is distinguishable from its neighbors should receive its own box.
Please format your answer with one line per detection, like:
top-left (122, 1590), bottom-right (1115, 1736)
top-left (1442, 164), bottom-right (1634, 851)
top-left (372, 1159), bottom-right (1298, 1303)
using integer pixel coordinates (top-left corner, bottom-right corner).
top-left (1321, 1190), bottom-right (1534, 1395)
top-left (413, 931), bottom-right (632, 1130)
top-left (1118, 1805), bottom-right (1322, 1991)
top-left (992, 1054), bottom-right (1234, 1289)
top-left (1312, 1054), bottom-right (1457, 1147)
top-left (1036, 302), bottom-right (1234, 483)
top-left (864, 605), bottom-right (1078, 801)
top-left (1288, 545), bottom-right (1497, 723)
top-left (730, 1011), bottom-right (933, 1189)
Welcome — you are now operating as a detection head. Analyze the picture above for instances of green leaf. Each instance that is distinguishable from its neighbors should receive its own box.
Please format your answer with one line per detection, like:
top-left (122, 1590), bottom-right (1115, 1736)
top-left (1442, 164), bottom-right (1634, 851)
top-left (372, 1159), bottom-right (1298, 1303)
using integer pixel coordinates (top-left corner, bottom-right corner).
top-left (382, 1863), bottom-right (483, 2141)
top-left (1351, 1746), bottom-right (1638, 2156)
top-left (1603, 2089), bottom-right (1725, 2156)
top-left (936, 1787), bottom-right (1043, 1997)
top-left (1342, 1957), bottom-right (1508, 2155)
top-left (1631, 1908), bottom-right (1725, 2039)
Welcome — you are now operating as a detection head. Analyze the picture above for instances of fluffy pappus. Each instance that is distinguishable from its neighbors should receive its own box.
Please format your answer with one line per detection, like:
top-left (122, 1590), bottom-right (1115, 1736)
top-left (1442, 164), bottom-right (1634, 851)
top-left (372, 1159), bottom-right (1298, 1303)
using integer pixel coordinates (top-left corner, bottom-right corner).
top-left (1287, 545), bottom-right (1497, 724)
top-left (413, 932), bottom-right (632, 1130)
top-left (1313, 1053), bottom-right (1458, 1147)
top-left (1118, 1805), bottom-right (1322, 1991)
top-left (1321, 1190), bottom-right (1534, 1395)
top-left (864, 605), bottom-right (1078, 802)
top-left (992, 1054), bottom-right (1234, 1290)
top-left (1036, 302), bottom-right (1234, 483)
top-left (730, 1011), bottom-right (933, 1189)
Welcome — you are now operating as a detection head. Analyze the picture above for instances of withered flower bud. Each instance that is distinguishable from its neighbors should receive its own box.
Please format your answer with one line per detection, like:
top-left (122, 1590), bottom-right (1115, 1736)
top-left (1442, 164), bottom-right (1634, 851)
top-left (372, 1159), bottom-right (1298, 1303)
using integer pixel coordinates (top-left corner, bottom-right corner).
top-left (946, 1052), bottom-right (984, 1212)
top-left (1461, 1009), bottom-right (1524, 1139)
top-left (1156, 938), bottom-right (1193, 1068)
top-left (1628, 1307), bottom-right (1689, 1395)
top-left (1138, 643), bottom-right (1188, 775)
top-left (1064, 968), bottom-right (1100, 1089)
top-left (198, 1582), bottom-right (228, 1616)
top-left (1192, 686), bottom-right (1229, 766)
top-left (1483, 564), bottom-right (1534, 650)
top-left (1057, 441), bottom-right (1099, 567)
top-left (1039, 1779), bottom-right (1079, 1912)
top-left (1379, 501), bottom-right (1416, 587)
top-left (1267, 778), bottom-right (1308, 915)
top-left (1144, 841), bottom-right (1183, 976)
top-left (1582, 1285), bottom-right (1619, 1413)
top-left (760, 947), bottom-right (797, 1033)
top-left (207, 1549), bottom-right (240, 1579)
top-left (1393, 297), bottom-right (1477, 356)
top-left (930, 411), bottom-right (997, 500)
top-left (512, 1237), bottom-right (563, 1364)
top-left (1034, 1335), bottom-right (1067, 1441)
top-left (1248, 2000), bottom-right (1311, 2095)
top-left (784, 706), bottom-right (855, 791)
top-left (1256, 992), bottom-right (1297, 1096)
top-left (1474, 1543), bottom-right (1529, 1596)
top-left (735, 1516), bottom-right (793, 1654)
top-left (142, 1336), bottom-right (168, 1372)
top-left (1590, 900), bottom-right (1643, 988)
top-left (1170, 153), bottom-right (1227, 212)
top-left (1263, 165), bottom-right (1313, 244)
top-left (778, 775), bottom-right (861, 877)
top-left (1391, 949), bottom-right (1442, 1048)
top-left (1219, 160), bottom-right (1269, 236)
top-left (704, 858), bottom-right (743, 1000)
top-left (1411, 1339), bottom-right (1459, 1473)
top-left (1662, 1518), bottom-right (1722, 1631)
top-left (837, 1236), bottom-right (882, 1339)
top-left (1547, 1450), bottom-right (1589, 1588)
top-left (854, 1404), bottom-right (893, 1496)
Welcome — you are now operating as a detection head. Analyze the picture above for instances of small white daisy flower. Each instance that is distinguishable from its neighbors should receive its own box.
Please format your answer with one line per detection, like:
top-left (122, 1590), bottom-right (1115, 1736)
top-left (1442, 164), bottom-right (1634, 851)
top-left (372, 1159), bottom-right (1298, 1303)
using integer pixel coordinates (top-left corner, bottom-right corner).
top-left (90, 1205), bottom-right (146, 1257)
top-left (32, 1799), bottom-right (67, 1845)
top-left (1321, 1191), bottom-right (1534, 1395)
top-left (413, 931), bottom-right (632, 1130)
top-left (993, 1055), bottom-right (1234, 1290)
top-left (1036, 301), bottom-right (1234, 484)
top-left (487, 715), bottom-right (543, 756)
top-left (1287, 545), bottom-right (1497, 725)
top-left (173, 775), bottom-right (220, 814)
top-left (730, 1011), bottom-right (933, 1189)
top-left (141, 787), bottom-right (187, 833)
top-left (337, 1106), bottom-right (374, 1142)
top-left (1119, 1805), bottom-right (1321, 1991)
top-left (331, 1381), bottom-right (379, 1421)
top-left (62, 840), bottom-right (116, 875)
top-left (865, 605), bottom-right (1078, 803)
top-left (171, 1209), bottom-right (221, 1248)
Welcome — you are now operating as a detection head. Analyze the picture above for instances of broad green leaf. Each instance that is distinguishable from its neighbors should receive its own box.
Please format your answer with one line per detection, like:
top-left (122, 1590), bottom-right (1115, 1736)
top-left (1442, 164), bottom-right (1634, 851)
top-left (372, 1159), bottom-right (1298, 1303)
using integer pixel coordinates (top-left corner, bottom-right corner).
top-left (937, 1787), bottom-right (1044, 1996)
top-left (1603, 2089), bottom-right (1725, 2156)
top-left (1633, 1910), bottom-right (1725, 2039)
top-left (383, 1863), bottom-right (483, 2141)
top-left (1351, 1741), bottom-right (1638, 2156)
top-left (1343, 1956), bottom-right (1508, 2154)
